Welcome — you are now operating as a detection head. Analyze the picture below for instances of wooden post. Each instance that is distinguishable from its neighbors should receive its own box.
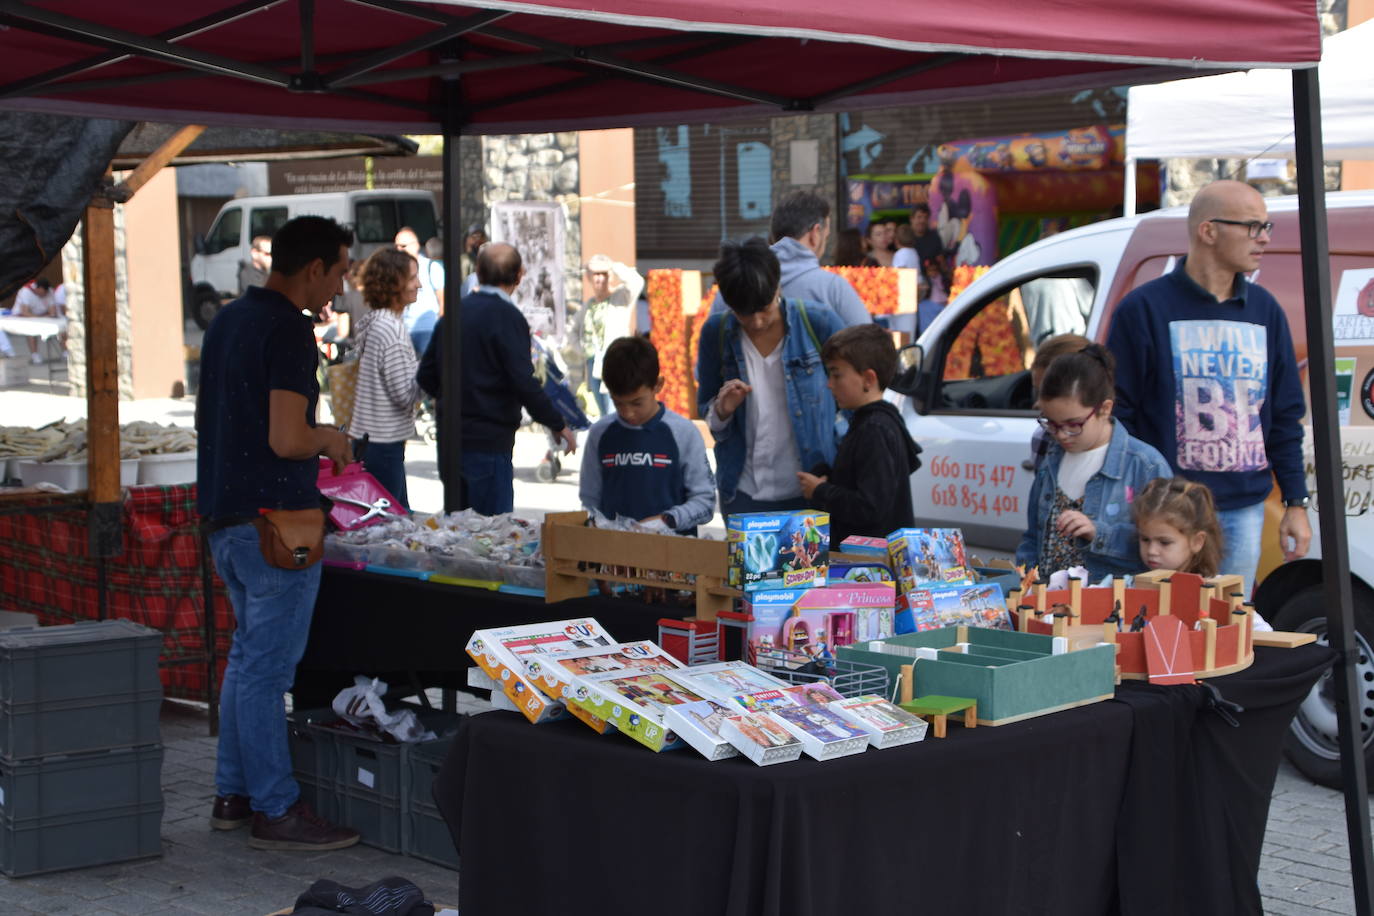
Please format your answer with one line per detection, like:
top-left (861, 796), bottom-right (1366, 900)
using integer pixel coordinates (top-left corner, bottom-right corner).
top-left (1158, 577), bottom-right (1172, 616)
top-left (900, 663), bottom-right (914, 703)
top-left (1102, 621), bottom-right (1118, 646)
top-left (1200, 617), bottom-right (1218, 672)
top-left (1052, 612), bottom-right (1069, 640)
top-left (1034, 579), bottom-right (1047, 618)
top-left (84, 172), bottom-right (121, 559)
top-left (1069, 576), bottom-right (1083, 618)
top-left (1112, 576), bottom-right (1126, 610)
top-left (1018, 605), bottom-right (1034, 633)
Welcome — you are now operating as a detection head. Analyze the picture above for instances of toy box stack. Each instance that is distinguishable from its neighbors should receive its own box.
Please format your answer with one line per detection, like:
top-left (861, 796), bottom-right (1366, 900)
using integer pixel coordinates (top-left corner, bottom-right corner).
top-left (725, 511), bottom-right (899, 662)
top-left (887, 528), bottom-right (1010, 633)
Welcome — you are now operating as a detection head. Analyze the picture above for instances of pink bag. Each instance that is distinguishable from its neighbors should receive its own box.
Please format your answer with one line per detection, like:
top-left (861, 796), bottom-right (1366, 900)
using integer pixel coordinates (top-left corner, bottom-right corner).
top-left (317, 459), bottom-right (407, 530)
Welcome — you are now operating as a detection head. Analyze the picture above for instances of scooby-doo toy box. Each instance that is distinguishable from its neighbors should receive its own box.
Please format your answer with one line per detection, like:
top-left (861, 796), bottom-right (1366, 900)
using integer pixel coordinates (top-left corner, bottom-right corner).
top-left (727, 510), bottom-right (829, 592)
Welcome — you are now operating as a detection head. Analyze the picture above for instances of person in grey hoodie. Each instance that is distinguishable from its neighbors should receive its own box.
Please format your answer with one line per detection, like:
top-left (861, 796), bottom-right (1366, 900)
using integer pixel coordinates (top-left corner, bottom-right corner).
top-left (709, 190), bottom-right (872, 327)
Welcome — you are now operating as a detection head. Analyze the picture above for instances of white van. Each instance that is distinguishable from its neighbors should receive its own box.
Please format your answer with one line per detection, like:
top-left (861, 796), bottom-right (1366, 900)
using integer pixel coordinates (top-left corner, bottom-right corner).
top-left (891, 190), bottom-right (1374, 785)
top-left (187, 189), bottom-right (439, 328)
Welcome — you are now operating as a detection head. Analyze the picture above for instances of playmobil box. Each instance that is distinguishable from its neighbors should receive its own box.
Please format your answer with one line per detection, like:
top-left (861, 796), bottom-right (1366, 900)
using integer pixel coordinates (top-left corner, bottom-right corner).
top-left (727, 511), bottom-right (829, 592)
top-left (829, 558), bottom-right (894, 585)
top-left (839, 535), bottom-right (888, 559)
top-left (888, 528), bottom-right (972, 609)
top-left (740, 583), bottom-right (897, 656)
top-left (896, 582), bottom-right (1011, 634)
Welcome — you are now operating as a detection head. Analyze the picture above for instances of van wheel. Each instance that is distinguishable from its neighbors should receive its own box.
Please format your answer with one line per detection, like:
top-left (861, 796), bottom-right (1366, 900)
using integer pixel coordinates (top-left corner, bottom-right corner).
top-left (1274, 584), bottom-right (1374, 788)
top-left (192, 291), bottom-right (222, 330)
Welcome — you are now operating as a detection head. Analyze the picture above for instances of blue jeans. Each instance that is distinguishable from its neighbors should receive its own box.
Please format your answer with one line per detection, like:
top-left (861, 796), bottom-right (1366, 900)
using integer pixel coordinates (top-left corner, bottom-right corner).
top-left (354, 438), bottom-right (409, 512)
top-left (1217, 501), bottom-right (1266, 600)
top-left (586, 360), bottom-right (610, 416)
top-left (208, 524), bottom-right (322, 818)
top-left (721, 490), bottom-right (810, 520)
top-left (462, 449), bottom-right (514, 515)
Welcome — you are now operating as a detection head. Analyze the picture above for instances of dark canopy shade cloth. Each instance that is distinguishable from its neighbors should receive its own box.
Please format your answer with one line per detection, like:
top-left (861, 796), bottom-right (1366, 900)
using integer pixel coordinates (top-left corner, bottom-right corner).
top-left (110, 123), bottom-right (418, 167)
top-left (0, 1), bottom-right (1319, 135)
top-left (434, 645), bottom-right (1334, 916)
top-left (292, 566), bottom-right (692, 709)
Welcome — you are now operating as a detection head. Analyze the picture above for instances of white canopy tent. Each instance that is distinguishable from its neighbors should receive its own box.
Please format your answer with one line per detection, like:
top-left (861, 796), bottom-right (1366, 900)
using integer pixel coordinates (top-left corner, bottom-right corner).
top-left (1123, 19), bottom-right (1374, 212)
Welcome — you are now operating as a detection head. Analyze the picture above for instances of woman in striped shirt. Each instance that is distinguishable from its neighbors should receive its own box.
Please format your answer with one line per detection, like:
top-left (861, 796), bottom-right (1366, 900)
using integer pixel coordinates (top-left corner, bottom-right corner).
top-left (349, 248), bottom-right (423, 511)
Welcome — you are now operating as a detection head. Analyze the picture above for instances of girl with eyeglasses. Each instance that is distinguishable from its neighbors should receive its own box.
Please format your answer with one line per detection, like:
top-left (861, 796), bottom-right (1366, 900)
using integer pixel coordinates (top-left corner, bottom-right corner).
top-left (1015, 344), bottom-right (1173, 581)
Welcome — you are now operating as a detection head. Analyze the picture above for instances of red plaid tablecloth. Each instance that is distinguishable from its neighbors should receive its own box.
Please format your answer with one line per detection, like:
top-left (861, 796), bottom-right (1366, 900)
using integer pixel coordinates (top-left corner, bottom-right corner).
top-left (0, 484), bottom-right (232, 700)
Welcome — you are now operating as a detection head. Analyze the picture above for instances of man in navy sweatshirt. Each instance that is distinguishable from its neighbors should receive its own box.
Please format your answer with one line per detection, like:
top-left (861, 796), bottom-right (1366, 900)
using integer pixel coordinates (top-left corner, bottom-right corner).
top-left (418, 242), bottom-right (576, 514)
top-left (1107, 180), bottom-right (1310, 597)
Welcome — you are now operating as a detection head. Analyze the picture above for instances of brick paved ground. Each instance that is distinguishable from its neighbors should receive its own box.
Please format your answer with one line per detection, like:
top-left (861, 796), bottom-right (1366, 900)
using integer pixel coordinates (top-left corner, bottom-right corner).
top-left (0, 695), bottom-right (1370, 914)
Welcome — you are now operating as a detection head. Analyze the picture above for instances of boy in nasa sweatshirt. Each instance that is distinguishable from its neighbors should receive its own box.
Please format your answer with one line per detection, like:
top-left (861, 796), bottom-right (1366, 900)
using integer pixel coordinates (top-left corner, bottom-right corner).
top-left (579, 336), bottom-right (715, 534)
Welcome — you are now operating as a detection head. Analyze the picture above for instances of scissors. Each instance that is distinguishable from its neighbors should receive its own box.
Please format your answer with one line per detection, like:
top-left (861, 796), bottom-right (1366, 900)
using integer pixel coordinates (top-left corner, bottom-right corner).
top-left (333, 494), bottom-right (393, 526)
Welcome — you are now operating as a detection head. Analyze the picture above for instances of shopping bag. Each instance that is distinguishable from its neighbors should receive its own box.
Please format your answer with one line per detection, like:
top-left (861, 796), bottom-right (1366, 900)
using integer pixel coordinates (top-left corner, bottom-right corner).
top-left (326, 358), bottom-right (360, 429)
top-left (316, 459), bottom-right (406, 530)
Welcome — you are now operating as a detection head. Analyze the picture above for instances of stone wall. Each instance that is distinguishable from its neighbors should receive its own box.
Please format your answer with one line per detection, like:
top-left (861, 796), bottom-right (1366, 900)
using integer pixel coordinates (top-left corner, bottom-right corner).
top-left (482, 131), bottom-right (581, 306)
top-left (770, 115), bottom-right (840, 256)
top-left (62, 209), bottom-right (133, 401)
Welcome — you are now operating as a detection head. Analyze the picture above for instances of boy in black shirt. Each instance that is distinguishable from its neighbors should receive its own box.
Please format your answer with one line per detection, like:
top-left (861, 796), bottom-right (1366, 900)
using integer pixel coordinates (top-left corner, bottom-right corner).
top-left (796, 324), bottom-right (923, 543)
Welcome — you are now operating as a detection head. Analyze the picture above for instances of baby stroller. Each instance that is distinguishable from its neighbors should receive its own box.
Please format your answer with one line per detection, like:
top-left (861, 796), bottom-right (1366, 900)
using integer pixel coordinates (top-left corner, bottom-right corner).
top-left (530, 334), bottom-right (590, 481)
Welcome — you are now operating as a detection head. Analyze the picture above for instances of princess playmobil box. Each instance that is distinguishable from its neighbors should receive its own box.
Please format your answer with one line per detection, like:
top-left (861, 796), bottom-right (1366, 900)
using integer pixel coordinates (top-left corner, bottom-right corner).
top-left (888, 528), bottom-right (972, 609)
top-left (897, 582), bottom-right (1011, 633)
top-left (727, 511), bottom-right (829, 592)
top-left (740, 583), bottom-right (897, 657)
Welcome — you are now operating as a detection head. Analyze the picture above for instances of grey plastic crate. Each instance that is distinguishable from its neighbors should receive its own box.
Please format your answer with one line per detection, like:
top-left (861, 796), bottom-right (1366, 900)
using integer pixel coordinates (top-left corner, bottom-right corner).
top-left (405, 736), bottom-right (458, 869)
top-left (286, 709), bottom-right (341, 823)
top-left (0, 801), bottom-right (162, 876)
top-left (0, 688), bottom-right (162, 760)
top-left (0, 620), bottom-right (162, 705)
top-left (0, 745), bottom-right (162, 822)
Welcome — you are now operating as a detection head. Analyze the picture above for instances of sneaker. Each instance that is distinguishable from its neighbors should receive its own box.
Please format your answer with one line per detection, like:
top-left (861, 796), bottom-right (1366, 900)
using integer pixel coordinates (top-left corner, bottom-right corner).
top-left (210, 794), bottom-right (252, 831)
top-left (248, 800), bottom-right (360, 851)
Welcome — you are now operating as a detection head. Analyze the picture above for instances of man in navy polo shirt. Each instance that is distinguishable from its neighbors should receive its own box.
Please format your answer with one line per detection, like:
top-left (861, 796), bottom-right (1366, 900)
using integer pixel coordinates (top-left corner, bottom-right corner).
top-left (1107, 180), bottom-right (1311, 602)
top-left (197, 215), bottom-right (359, 851)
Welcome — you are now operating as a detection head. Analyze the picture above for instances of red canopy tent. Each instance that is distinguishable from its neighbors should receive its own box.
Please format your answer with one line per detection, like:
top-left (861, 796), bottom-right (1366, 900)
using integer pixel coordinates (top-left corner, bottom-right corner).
top-left (0, 3), bottom-right (1367, 910)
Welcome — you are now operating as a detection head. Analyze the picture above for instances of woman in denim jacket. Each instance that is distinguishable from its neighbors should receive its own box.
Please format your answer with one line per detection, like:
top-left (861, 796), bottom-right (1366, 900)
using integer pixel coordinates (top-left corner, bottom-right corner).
top-left (696, 238), bottom-right (845, 518)
top-left (1015, 344), bottom-right (1172, 581)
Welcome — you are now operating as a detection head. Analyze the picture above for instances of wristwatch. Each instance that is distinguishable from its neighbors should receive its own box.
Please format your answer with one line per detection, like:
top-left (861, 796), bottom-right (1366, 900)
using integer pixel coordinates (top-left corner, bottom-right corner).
top-left (1283, 496), bottom-right (1311, 509)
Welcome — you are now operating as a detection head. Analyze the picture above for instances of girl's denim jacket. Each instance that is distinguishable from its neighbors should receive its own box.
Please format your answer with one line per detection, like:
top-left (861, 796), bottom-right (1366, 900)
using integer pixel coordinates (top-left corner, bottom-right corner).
top-left (1015, 419), bottom-right (1173, 580)
top-left (695, 299), bottom-right (843, 505)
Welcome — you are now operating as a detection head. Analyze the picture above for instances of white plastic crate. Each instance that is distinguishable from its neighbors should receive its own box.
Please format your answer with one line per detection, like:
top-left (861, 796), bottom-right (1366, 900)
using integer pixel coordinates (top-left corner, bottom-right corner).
top-left (18, 457), bottom-right (138, 490)
top-left (136, 451), bottom-right (196, 485)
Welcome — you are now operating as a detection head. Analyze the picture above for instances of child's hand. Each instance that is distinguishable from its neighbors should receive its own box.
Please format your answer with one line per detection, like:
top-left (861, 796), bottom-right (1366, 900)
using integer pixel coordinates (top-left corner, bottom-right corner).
top-left (714, 379), bottom-right (752, 419)
top-left (1056, 509), bottom-right (1096, 541)
top-left (796, 471), bottom-right (826, 500)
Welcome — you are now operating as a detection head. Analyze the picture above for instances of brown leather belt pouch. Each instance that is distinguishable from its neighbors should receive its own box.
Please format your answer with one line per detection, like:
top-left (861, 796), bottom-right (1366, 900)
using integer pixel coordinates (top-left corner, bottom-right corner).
top-left (252, 508), bottom-right (326, 570)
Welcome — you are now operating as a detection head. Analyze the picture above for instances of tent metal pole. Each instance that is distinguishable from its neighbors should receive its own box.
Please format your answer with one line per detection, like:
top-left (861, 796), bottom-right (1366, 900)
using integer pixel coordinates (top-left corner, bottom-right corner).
top-left (440, 70), bottom-right (465, 514)
top-left (1291, 65), bottom-right (1374, 916)
top-left (1123, 157), bottom-right (1137, 217)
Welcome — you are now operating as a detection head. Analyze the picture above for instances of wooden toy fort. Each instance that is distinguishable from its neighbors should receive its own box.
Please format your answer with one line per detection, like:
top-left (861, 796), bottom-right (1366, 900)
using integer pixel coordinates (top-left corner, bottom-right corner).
top-left (1011, 569), bottom-right (1254, 681)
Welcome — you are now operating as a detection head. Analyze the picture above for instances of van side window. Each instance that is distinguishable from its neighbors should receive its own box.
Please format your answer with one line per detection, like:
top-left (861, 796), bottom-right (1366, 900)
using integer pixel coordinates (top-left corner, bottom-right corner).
top-left (354, 202), bottom-right (394, 244)
top-left (204, 208), bottom-right (242, 255)
top-left (935, 269), bottom-right (1097, 411)
top-left (399, 200), bottom-right (438, 244)
top-left (250, 207), bottom-right (289, 240)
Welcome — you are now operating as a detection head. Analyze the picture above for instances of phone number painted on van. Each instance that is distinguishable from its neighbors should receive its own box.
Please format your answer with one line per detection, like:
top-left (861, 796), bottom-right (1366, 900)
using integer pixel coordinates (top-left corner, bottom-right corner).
top-left (926, 456), bottom-right (1022, 518)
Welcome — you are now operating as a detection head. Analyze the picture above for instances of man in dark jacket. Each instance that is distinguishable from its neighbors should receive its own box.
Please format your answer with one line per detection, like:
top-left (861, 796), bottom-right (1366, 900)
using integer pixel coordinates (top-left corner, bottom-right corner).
top-left (796, 323), bottom-right (923, 543)
top-left (418, 242), bottom-right (575, 514)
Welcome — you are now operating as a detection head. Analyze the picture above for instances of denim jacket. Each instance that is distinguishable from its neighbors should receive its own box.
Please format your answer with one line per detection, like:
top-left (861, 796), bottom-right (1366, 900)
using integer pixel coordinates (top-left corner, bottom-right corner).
top-left (1015, 419), bottom-right (1173, 580)
top-left (696, 299), bottom-right (844, 504)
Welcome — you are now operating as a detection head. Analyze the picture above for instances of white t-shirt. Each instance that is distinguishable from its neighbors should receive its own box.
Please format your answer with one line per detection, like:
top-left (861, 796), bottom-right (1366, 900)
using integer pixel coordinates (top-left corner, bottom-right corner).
top-left (15, 286), bottom-right (55, 317)
top-left (892, 247), bottom-right (920, 270)
top-left (736, 334), bottom-right (802, 501)
top-left (1056, 440), bottom-right (1110, 501)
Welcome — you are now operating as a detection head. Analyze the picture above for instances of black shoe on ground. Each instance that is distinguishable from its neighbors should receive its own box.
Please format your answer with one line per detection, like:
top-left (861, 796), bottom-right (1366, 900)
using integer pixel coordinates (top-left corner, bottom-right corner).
top-left (248, 801), bottom-right (360, 851)
top-left (210, 794), bottom-right (252, 831)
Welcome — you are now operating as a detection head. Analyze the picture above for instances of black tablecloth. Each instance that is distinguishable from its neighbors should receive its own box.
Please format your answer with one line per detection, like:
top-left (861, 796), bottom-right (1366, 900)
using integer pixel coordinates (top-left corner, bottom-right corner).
top-left (432, 645), bottom-right (1334, 916)
top-left (292, 567), bottom-right (692, 708)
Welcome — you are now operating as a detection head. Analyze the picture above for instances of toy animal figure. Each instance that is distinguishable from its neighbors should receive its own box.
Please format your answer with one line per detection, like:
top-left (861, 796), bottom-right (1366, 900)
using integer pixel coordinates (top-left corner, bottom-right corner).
top-left (1130, 605), bottom-right (1149, 633)
top-left (1049, 602), bottom-right (1077, 618)
top-left (1105, 600), bottom-right (1123, 631)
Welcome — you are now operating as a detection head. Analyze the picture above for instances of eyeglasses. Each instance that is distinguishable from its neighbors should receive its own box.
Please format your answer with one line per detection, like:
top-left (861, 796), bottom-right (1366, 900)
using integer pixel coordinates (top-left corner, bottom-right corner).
top-left (1207, 218), bottom-right (1274, 239)
top-left (1037, 403), bottom-right (1101, 437)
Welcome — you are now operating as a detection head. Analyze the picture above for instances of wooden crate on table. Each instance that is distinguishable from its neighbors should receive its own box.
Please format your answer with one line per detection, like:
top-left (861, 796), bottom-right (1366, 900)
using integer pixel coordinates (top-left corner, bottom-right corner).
top-left (542, 511), bottom-right (737, 620)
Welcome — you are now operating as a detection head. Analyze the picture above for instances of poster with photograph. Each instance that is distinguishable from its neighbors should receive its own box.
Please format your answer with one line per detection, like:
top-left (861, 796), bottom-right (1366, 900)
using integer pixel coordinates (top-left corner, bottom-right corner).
top-left (490, 200), bottom-right (567, 341)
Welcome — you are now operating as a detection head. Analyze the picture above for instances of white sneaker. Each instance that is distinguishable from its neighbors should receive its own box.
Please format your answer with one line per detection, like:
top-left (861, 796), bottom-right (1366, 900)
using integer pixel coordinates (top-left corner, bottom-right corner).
top-left (30, 352), bottom-right (44, 365)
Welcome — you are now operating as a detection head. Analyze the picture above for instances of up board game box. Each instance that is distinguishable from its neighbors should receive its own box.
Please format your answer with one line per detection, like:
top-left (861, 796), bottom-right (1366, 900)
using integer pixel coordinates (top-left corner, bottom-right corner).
top-left (899, 582), bottom-right (1011, 633)
top-left (523, 640), bottom-right (684, 734)
top-left (465, 618), bottom-right (615, 724)
top-left (662, 699), bottom-right (742, 761)
top-left (719, 711), bottom-right (804, 766)
top-left (727, 510), bottom-right (829, 592)
top-left (670, 661), bottom-right (791, 706)
top-left (888, 528), bottom-right (973, 601)
top-left (567, 669), bottom-right (711, 752)
top-left (740, 583), bottom-right (897, 658)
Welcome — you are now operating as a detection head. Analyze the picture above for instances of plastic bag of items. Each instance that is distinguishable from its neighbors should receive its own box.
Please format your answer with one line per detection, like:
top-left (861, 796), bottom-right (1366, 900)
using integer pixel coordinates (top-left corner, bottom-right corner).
top-left (331, 675), bottom-right (435, 743)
